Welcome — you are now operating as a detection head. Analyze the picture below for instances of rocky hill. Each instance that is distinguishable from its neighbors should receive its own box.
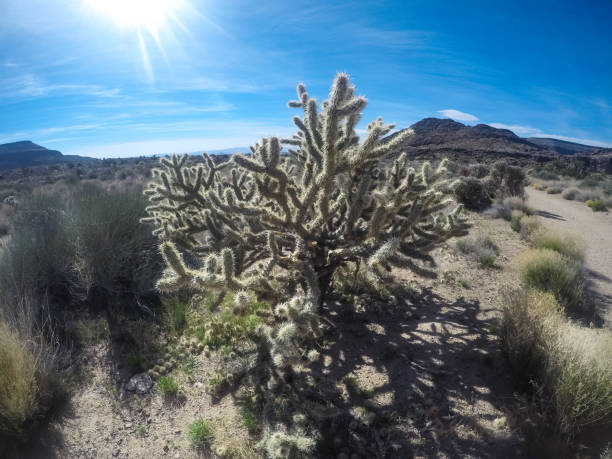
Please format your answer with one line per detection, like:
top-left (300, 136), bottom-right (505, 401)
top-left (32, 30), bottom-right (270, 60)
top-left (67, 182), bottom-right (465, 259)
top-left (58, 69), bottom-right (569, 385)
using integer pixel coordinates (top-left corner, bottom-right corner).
top-left (527, 137), bottom-right (602, 156)
top-left (388, 118), bottom-right (555, 162)
top-left (0, 141), bottom-right (94, 170)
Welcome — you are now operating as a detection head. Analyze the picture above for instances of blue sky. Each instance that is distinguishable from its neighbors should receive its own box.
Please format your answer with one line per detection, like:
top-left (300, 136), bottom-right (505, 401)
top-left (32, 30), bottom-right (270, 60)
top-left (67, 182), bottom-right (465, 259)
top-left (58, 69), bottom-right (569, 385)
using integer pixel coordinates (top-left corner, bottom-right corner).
top-left (1, 0), bottom-right (612, 157)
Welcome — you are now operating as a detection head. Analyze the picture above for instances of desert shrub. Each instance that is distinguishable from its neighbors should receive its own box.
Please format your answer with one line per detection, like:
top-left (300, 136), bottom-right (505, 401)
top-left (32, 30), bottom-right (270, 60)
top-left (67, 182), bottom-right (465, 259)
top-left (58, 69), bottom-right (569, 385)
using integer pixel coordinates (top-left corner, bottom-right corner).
top-left (586, 199), bottom-right (607, 212)
top-left (532, 182), bottom-right (547, 191)
top-left (187, 418), bottom-right (214, 448)
top-left (561, 187), bottom-right (581, 200)
top-left (0, 321), bottom-right (37, 439)
top-left (71, 184), bottom-right (161, 298)
top-left (503, 196), bottom-right (532, 214)
top-left (545, 185), bottom-right (562, 194)
top-left (516, 249), bottom-right (584, 311)
top-left (454, 176), bottom-right (491, 210)
top-left (510, 210), bottom-right (524, 232)
top-left (143, 74), bottom-right (469, 453)
top-left (455, 235), bottom-right (499, 267)
top-left (518, 215), bottom-right (541, 239)
top-left (500, 288), bottom-right (612, 439)
top-left (533, 230), bottom-right (585, 263)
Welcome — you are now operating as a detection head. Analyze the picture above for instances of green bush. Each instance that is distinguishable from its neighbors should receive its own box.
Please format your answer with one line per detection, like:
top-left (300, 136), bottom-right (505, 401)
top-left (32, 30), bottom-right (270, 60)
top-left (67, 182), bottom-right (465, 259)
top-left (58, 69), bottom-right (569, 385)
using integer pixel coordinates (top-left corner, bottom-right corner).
top-left (533, 230), bottom-right (585, 263)
top-left (163, 298), bottom-right (188, 336)
top-left (516, 249), bottom-right (584, 311)
top-left (518, 215), bottom-right (541, 239)
top-left (510, 210), bottom-right (524, 232)
top-left (187, 418), bottom-right (214, 448)
top-left (156, 375), bottom-right (179, 395)
top-left (500, 288), bottom-right (612, 439)
top-left (586, 199), bottom-right (607, 212)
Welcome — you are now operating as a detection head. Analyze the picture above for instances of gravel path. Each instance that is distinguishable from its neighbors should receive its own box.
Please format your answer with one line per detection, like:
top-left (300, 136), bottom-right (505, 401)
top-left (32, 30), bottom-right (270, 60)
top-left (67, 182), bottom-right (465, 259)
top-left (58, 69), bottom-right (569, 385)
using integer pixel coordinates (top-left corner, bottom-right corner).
top-left (526, 188), bottom-right (612, 326)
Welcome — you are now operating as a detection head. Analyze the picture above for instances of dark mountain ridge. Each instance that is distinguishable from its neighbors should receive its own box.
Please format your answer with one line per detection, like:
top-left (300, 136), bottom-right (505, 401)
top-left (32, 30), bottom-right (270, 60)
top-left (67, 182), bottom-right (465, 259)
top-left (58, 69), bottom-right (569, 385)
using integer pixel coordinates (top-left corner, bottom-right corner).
top-left (0, 141), bottom-right (95, 170)
top-left (389, 118), bottom-right (554, 162)
top-left (527, 137), bottom-right (602, 156)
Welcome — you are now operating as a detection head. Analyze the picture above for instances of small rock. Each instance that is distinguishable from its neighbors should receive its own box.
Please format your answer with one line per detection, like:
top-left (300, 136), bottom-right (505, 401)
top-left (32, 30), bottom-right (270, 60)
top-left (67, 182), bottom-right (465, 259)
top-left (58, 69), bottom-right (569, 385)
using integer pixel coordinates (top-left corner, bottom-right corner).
top-left (174, 453), bottom-right (180, 459)
top-left (194, 382), bottom-right (203, 389)
top-left (125, 422), bottom-right (132, 429)
top-left (113, 449), bottom-right (121, 457)
top-left (163, 445), bottom-right (169, 453)
top-left (126, 373), bottom-right (153, 394)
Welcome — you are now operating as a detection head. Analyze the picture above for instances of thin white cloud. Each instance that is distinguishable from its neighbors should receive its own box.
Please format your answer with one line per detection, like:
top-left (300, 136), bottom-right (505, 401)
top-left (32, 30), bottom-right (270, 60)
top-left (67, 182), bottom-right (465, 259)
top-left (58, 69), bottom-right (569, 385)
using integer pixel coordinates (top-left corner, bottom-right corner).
top-left (489, 123), bottom-right (542, 137)
top-left (0, 124), bottom-right (101, 144)
top-left (3, 60), bottom-right (17, 68)
top-left (438, 109), bottom-right (479, 123)
top-left (489, 123), bottom-right (612, 147)
top-left (0, 74), bottom-right (121, 99)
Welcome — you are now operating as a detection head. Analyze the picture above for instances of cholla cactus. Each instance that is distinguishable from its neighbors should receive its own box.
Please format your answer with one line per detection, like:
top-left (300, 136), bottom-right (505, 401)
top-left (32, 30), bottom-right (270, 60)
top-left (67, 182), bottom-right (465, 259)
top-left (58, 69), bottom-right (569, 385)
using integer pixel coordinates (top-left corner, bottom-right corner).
top-left (144, 74), bottom-right (468, 370)
top-left (144, 73), bottom-right (469, 456)
top-left (144, 73), bottom-right (467, 308)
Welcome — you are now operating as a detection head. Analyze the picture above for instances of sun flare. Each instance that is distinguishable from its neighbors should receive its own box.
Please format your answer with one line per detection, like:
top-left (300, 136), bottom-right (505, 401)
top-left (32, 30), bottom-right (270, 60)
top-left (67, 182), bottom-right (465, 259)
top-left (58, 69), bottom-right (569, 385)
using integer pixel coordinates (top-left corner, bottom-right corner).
top-left (86, 0), bottom-right (181, 32)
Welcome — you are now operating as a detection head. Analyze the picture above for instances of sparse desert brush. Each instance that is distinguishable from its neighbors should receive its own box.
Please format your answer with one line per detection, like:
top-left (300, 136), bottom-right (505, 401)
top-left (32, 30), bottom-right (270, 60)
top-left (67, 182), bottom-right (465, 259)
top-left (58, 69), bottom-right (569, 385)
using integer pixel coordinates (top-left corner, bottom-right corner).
top-left (500, 287), bottom-right (612, 439)
top-left (455, 235), bottom-right (499, 267)
top-left (516, 249), bottom-right (584, 311)
top-left (518, 215), bottom-right (541, 239)
top-left (0, 321), bottom-right (37, 439)
top-left (545, 185), bottom-right (562, 194)
top-left (586, 199), bottom-right (607, 212)
top-left (503, 196), bottom-right (533, 215)
top-left (510, 210), bottom-right (524, 232)
top-left (561, 187), bottom-right (581, 200)
top-left (533, 230), bottom-right (585, 263)
top-left (532, 181), bottom-right (547, 191)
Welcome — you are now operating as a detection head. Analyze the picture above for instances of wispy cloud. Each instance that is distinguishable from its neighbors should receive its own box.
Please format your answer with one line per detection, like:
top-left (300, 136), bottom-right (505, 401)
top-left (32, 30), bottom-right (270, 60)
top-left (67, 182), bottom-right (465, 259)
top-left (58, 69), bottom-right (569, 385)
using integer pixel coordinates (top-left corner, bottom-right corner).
top-left (438, 109), bottom-right (479, 123)
top-left (0, 124), bottom-right (102, 144)
top-left (490, 123), bottom-right (612, 147)
top-left (3, 60), bottom-right (17, 68)
top-left (0, 74), bottom-right (121, 99)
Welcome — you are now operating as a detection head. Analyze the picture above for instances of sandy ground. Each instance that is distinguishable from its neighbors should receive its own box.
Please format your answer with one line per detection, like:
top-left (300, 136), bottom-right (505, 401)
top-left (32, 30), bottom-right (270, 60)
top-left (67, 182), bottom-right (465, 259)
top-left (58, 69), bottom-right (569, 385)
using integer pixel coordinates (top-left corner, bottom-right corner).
top-left (526, 188), bottom-right (612, 327)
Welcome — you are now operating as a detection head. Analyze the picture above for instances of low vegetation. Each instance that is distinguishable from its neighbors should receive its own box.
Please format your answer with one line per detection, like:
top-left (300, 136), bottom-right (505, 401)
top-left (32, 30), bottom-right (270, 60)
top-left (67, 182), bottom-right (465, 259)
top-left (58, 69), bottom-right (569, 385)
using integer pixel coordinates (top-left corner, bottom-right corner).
top-left (516, 248), bottom-right (584, 312)
top-left (455, 235), bottom-right (499, 267)
top-left (187, 418), bottom-right (214, 449)
top-left (500, 288), bottom-right (612, 440)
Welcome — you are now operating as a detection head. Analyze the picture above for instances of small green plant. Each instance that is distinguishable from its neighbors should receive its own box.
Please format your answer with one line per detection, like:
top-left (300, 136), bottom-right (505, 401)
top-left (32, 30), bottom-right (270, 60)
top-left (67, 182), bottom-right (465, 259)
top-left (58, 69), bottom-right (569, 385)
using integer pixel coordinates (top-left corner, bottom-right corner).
top-left (156, 375), bottom-right (179, 396)
top-left (238, 392), bottom-right (260, 433)
top-left (586, 199), bottom-right (606, 212)
top-left (187, 418), bottom-right (214, 448)
top-left (163, 297), bottom-right (188, 336)
top-left (182, 355), bottom-right (197, 374)
top-left (460, 279), bottom-right (470, 289)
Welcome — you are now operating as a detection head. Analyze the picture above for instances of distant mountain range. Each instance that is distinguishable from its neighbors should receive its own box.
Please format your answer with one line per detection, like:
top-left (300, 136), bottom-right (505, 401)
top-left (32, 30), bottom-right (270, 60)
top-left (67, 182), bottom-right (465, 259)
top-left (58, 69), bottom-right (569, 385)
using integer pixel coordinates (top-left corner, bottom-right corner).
top-left (1, 120), bottom-right (610, 171)
top-left (526, 137), bottom-right (603, 156)
top-left (0, 141), bottom-right (94, 170)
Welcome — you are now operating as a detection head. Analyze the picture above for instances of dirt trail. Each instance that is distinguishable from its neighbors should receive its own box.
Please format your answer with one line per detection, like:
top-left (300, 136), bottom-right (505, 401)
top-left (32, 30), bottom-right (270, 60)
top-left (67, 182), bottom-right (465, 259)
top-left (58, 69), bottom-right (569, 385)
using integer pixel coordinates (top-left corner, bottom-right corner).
top-left (526, 188), bottom-right (612, 326)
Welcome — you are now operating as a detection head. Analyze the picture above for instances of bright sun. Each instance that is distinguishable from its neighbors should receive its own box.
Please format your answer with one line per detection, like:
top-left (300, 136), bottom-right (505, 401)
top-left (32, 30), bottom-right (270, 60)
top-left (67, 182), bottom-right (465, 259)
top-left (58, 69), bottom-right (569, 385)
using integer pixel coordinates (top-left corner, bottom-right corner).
top-left (86, 0), bottom-right (181, 33)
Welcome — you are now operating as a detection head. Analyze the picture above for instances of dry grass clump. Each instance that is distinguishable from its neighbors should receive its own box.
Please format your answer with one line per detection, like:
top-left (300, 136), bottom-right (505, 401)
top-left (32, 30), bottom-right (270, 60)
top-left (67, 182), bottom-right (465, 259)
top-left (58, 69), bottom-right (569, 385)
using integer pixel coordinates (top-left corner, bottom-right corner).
top-left (455, 235), bottom-right (499, 267)
top-left (532, 230), bottom-right (586, 263)
top-left (0, 321), bottom-right (37, 438)
top-left (500, 288), bottom-right (612, 439)
top-left (518, 215), bottom-right (541, 239)
top-left (545, 185), bottom-right (563, 194)
top-left (516, 249), bottom-right (584, 311)
top-left (561, 187), bottom-right (581, 200)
